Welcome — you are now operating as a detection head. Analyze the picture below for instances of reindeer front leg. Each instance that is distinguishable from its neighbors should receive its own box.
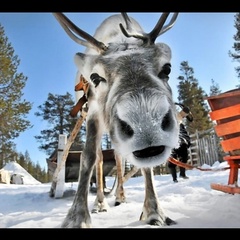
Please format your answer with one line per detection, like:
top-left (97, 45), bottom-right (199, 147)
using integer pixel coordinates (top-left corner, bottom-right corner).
top-left (61, 117), bottom-right (101, 228)
top-left (140, 167), bottom-right (176, 226)
top-left (114, 153), bottom-right (126, 206)
top-left (91, 149), bottom-right (109, 213)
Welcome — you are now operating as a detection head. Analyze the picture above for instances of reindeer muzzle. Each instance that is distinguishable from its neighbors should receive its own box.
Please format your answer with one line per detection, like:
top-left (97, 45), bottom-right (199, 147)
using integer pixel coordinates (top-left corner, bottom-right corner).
top-left (133, 146), bottom-right (165, 158)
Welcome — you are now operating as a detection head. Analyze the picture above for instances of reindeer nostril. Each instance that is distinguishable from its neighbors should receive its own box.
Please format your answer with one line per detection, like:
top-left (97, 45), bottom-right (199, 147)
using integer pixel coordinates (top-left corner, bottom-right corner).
top-left (161, 111), bottom-right (171, 131)
top-left (119, 119), bottom-right (134, 137)
top-left (133, 146), bottom-right (165, 158)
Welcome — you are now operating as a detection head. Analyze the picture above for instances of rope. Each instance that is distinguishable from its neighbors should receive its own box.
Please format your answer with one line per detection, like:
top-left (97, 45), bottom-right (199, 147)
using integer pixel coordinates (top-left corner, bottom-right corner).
top-left (168, 156), bottom-right (230, 172)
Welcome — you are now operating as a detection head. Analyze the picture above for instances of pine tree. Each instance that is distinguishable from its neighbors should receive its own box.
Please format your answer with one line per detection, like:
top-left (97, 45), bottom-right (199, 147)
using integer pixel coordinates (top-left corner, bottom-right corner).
top-left (177, 61), bottom-right (213, 135)
top-left (18, 153), bottom-right (26, 169)
top-left (34, 92), bottom-right (85, 156)
top-left (209, 79), bottom-right (222, 96)
top-left (27, 160), bottom-right (34, 176)
top-left (0, 24), bottom-right (32, 167)
top-left (229, 12), bottom-right (240, 87)
top-left (33, 162), bottom-right (42, 181)
top-left (102, 133), bottom-right (112, 149)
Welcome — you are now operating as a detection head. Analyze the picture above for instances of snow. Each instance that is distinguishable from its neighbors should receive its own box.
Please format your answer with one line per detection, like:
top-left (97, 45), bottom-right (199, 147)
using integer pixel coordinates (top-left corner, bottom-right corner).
top-left (1, 161), bottom-right (240, 228)
top-left (2, 162), bottom-right (41, 185)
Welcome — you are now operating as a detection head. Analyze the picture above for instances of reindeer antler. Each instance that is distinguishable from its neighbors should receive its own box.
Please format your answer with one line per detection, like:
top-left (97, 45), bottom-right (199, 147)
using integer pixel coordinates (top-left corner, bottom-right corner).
top-left (120, 12), bottom-right (178, 45)
top-left (53, 13), bottom-right (108, 53)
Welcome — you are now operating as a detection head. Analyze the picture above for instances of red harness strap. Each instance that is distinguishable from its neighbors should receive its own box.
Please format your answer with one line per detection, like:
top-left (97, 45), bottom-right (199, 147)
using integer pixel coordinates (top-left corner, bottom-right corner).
top-left (70, 75), bottom-right (89, 118)
top-left (75, 74), bottom-right (89, 93)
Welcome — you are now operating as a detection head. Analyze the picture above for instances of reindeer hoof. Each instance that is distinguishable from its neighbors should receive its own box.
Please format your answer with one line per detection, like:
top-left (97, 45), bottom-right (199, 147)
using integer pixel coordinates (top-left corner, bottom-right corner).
top-left (149, 219), bottom-right (162, 226)
top-left (165, 217), bottom-right (177, 225)
top-left (91, 208), bottom-right (98, 214)
top-left (100, 209), bottom-right (107, 212)
top-left (114, 201), bottom-right (121, 206)
top-left (148, 217), bottom-right (176, 226)
top-left (140, 212), bottom-right (176, 226)
top-left (91, 207), bottom-right (108, 213)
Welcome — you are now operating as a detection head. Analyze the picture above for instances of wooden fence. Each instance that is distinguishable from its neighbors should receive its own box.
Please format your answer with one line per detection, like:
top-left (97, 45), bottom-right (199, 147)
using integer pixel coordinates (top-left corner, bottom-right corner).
top-left (153, 128), bottom-right (224, 175)
top-left (188, 128), bottom-right (223, 167)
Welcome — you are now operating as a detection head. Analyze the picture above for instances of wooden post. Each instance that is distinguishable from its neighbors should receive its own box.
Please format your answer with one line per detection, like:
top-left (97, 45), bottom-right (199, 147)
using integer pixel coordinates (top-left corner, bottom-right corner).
top-left (55, 134), bottom-right (67, 198)
top-left (49, 110), bottom-right (87, 198)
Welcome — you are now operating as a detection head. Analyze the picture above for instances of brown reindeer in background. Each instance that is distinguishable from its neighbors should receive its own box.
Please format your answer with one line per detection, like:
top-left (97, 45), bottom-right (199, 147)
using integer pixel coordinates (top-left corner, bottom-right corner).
top-left (53, 12), bottom-right (179, 228)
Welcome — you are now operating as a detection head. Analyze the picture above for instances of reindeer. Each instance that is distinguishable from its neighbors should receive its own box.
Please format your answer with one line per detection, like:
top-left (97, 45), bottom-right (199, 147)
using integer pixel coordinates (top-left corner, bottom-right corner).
top-left (53, 12), bottom-right (179, 228)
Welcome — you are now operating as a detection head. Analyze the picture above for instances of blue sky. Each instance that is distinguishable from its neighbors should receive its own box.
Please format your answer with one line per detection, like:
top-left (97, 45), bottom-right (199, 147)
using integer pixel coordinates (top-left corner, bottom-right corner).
top-left (0, 12), bottom-right (238, 170)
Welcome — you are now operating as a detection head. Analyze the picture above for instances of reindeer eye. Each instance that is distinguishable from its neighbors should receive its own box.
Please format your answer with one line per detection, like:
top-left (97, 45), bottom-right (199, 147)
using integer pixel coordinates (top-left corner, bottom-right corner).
top-left (158, 63), bottom-right (171, 80)
top-left (90, 73), bottom-right (106, 87)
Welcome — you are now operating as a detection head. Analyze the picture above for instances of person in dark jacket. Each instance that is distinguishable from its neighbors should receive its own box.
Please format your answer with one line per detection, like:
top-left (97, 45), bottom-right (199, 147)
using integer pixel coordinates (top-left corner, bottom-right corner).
top-left (168, 105), bottom-right (192, 183)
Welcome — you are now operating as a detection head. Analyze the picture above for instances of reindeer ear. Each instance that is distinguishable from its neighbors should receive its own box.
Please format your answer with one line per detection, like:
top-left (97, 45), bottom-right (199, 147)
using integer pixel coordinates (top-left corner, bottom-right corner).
top-left (156, 43), bottom-right (172, 60)
top-left (74, 52), bottom-right (86, 69)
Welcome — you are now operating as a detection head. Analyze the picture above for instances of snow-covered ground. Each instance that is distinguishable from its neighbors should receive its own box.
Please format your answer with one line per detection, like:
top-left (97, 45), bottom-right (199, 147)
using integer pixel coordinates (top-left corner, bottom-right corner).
top-left (1, 161), bottom-right (240, 228)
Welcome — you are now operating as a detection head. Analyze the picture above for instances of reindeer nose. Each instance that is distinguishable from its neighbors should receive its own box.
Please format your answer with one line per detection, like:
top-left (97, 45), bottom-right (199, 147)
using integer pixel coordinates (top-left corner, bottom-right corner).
top-left (161, 110), bottom-right (172, 131)
top-left (117, 110), bottom-right (174, 141)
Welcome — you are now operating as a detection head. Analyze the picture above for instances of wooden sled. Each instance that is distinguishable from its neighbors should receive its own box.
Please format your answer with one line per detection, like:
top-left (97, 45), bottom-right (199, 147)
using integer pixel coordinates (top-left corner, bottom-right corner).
top-left (210, 183), bottom-right (240, 194)
top-left (206, 88), bottom-right (240, 194)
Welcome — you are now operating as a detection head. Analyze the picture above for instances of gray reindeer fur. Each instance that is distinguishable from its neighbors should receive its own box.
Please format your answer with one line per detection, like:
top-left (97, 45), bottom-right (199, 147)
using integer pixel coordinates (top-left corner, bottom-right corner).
top-left (54, 13), bottom-right (179, 228)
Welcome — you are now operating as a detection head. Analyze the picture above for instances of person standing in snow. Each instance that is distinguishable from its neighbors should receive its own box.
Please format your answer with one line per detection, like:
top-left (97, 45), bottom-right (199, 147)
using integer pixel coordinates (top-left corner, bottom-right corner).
top-left (168, 104), bottom-right (193, 183)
